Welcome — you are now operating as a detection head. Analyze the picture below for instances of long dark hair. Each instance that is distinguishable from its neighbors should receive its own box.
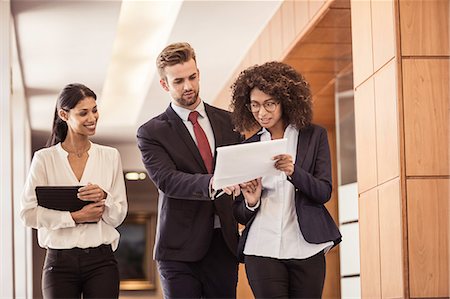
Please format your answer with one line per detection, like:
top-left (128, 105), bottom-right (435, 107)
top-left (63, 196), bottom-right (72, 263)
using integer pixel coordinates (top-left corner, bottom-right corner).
top-left (46, 83), bottom-right (97, 147)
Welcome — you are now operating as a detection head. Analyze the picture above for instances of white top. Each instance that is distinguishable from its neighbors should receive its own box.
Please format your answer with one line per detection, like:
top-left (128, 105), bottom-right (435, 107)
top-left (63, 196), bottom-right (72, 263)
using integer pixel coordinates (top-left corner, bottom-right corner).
top-left (20, 142), bottom-right (128, 251)
top-left (244, 126), bottom-right (333, 259)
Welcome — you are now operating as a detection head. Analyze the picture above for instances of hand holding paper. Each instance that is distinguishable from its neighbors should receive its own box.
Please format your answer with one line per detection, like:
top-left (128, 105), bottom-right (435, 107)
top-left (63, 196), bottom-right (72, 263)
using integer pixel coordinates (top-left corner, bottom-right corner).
top-left (212, 138), bottom-right (288, 190)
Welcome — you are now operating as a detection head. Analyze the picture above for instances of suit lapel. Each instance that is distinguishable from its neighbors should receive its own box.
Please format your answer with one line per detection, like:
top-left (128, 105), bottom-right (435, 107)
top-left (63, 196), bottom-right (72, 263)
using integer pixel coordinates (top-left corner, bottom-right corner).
top-left (296, 125), bottom-right (313, 169)
top-left (204, 104), bottom-right (222, 147)
top-left (165, 106), bottom-right (208, 173)
top-left (204, 104), bottom-right (223, 169)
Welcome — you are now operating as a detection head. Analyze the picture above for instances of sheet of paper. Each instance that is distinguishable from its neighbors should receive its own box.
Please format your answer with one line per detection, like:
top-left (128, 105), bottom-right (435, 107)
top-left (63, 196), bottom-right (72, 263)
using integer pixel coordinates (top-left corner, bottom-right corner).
top-left (213, 138), bottom-right (288, 190)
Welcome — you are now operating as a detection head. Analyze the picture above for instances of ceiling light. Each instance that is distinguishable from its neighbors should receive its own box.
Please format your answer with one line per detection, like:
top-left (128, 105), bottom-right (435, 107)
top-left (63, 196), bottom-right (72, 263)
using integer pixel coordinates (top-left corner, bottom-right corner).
top-left (98, 0), bottom-right (182, 129)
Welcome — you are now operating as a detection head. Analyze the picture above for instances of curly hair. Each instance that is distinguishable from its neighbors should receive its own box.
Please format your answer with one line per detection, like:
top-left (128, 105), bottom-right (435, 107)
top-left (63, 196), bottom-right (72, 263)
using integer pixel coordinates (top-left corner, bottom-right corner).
top-left (230, 61), bottom-right (312, 133)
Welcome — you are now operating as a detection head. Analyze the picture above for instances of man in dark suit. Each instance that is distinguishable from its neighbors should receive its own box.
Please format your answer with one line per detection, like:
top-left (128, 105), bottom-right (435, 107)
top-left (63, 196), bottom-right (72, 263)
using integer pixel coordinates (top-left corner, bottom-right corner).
top-left (137, 42), bottom-right (241, 299)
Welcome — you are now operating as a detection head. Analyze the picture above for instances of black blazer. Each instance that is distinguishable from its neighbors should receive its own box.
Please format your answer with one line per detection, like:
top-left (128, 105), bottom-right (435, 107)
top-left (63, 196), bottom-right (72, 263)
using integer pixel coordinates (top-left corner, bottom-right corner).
top-left (233, 124), bottom-right (342, 262)
top-left (137, 103), bottom-right (241, 262)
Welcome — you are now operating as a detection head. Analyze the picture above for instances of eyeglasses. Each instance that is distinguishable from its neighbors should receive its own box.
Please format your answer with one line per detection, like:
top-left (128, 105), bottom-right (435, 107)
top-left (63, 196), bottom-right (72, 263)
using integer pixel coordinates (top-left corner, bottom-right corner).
top-left (245, 101), bottom-right (280, 113)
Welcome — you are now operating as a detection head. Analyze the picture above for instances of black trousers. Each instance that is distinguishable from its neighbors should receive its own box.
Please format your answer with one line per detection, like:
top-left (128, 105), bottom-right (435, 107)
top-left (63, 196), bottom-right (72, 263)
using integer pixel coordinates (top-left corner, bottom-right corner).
top-left (245, 251), bottom-right (326, 299)
top-left (157, 229), bottom-right (238, 299)
top-left (42, 244), bottom-right (119, 299)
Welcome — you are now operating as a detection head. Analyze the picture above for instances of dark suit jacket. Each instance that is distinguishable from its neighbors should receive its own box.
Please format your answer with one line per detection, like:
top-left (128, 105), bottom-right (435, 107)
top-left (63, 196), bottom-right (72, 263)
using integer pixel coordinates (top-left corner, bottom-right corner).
top-left (137, 103), bottom-right (241, 262)
top-left (233, 124), bottom-right (342, 262)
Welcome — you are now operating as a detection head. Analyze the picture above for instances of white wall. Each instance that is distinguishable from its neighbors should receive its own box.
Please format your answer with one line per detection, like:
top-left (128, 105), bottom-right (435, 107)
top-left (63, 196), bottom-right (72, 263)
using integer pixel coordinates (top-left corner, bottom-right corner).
top-left (1, 4), bottom-right (33, 298)
top-left (0, 2), bottom-right (14, 297)
top-left (113, 142), bottom-right (146, 171)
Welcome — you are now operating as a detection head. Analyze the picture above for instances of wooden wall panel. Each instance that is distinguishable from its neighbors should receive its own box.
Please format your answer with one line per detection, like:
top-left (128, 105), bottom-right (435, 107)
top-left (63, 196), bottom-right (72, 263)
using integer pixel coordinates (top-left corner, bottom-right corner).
top-left (350, 0), bottom-right (373, 87)
top-left (399, 0), bottom-right (449, 56)
top-left (371, 0), bottom-right (395, 70)
top-left (269, 9), bottom-right (283, 60)
top-left (312, 95), bottom-right (335, 127)
top-left (374, 59), bottom-right (400, 184)
top-left (303, 27), bottom-right (352, 44)
top-left (323, 249), bottom-right (341, 299)
top-left (359, 188), bottom-right (381, 299)
top-left (354, 78), bottom-right (377, 192)
top-left (237, 264), bottom-right (253, 299)
top-left (309, 0), bottom-right (326, 18)
top-left (248, 42), bottom-right (260, 67)
top-left (378, 178), bottom-right (404, 298)
top-left (281, 1), bottom-right (296, 51)
top-left (293, 0), bottom-right (310, 35)
top-left (323, 127), bottom-right (341, 299)
top-left (402, 59), bottom-right (449, 176)
top-left (407, 179), bottom-right (449, 297)
top-left (259, 26), bottom-right (271, 63)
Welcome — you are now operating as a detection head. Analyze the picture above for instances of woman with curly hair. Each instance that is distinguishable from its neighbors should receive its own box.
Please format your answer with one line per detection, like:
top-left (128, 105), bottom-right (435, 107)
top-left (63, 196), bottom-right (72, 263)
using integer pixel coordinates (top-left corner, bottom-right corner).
top-left (228, 61), bottom-right (341, 298)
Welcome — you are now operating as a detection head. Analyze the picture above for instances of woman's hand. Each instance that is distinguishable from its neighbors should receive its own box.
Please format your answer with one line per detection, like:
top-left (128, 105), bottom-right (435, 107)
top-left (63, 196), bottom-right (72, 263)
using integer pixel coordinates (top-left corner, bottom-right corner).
top-left (222, 184), bottom-right (241, 197)
top-left (71, 183), bottom-right (107, 223)
top-left (240, 178), bottom-right (262, 207)
top-left (273, 154), bottom-right (294, 177)
top-left (77, 183), bottom-right (106, 202)
top-left (71, 201), bottom-right (105, 223)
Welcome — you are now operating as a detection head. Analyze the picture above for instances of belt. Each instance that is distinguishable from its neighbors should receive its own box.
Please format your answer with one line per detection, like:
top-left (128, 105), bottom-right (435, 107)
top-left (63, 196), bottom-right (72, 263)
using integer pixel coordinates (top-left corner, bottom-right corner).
top-left (47, 244), bottom-right (112, 255)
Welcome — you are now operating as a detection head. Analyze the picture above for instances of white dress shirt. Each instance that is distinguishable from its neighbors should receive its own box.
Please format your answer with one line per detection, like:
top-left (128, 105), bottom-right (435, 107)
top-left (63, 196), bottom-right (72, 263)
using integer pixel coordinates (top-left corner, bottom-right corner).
top-left (171, 101), bottom-right (221, 228)
top-left (170, 100), bottom-right (216, 155)
top-left (244, 125), bottom-right (333, 259)
top-left (21, 142), bottom-right (128, 251)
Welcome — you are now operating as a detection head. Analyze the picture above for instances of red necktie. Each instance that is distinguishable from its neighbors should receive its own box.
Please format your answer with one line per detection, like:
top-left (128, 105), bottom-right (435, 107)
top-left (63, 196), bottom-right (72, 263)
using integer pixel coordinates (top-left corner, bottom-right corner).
top-left (188, 111), bottom-right (213, 173)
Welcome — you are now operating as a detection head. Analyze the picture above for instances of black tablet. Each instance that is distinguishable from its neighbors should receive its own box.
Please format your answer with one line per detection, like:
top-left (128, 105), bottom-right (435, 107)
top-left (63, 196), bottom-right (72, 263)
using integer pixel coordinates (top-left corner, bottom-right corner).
top-left (35, 186), bottom-right (93, 212)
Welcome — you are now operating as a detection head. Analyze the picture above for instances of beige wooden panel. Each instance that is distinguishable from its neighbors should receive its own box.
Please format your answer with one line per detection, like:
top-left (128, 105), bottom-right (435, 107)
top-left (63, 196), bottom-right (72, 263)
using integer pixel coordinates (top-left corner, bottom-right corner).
top-left (294, 0), bottom-right (310, 35)
top-left (281, 1), bottom-right (296, 51)
top-left (374, 59), bottom-right (400, 184)
top-left (331, 0), bottom-right (350, 9)
top-left (323, 127), bottom-right (341, 299)
top-left (312, 94), bottom-right (335, 126)
top-left (302, 27), bottom-right (352, 44)
top-left (325, 126), bottom-right (339, 224)
top-left (286, 57), bottom-right (350, 73)
top-left (323, 248), bottom-right (341, 299)
top-left (212, 86), bottom-right (230, 110)
top-left (240, 53), bottom-right (252, 70)
top-left (309, 0), bottom-right (326, 18)
top-left (354, 78), bottom-right (378, 193)
top-left (403, 59), bottom-right (449, 176)
top-left (289, 43), bottom-right (352, 59)
top-left (359, 188), bottom-right (382, 299)
top-left (371, 0), bottom-right (395, 71)
top-left (400, 0), bottom-right (449, 56)
top-left (258, 26), bottom-right (271, 63)
top-left (304, 72), bottom-right (335, 95)
top-left (248, 42), bottom-right (260, 67)
top-left (378, 178), bottom-right (404, 298)
top-left (350, 0), bottom-right (373, 87)
top-left (407, 179), bottom-right (449, 297)
top-left (316, 6), bottom-right (351, 28)
top-left (269, 9), bottom-right (283, 60)
top-left (237, 264), bottom-right (253, 299)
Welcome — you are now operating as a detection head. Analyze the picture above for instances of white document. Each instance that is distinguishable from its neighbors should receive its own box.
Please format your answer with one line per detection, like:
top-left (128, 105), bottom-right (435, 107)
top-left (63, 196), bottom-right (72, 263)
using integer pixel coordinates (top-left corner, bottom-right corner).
top-left (213, 138), bottom-right (288, 190)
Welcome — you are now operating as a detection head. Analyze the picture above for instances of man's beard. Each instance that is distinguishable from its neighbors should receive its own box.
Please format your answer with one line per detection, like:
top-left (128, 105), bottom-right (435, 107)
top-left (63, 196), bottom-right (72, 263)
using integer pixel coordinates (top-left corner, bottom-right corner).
top-left (175, 90), bottom-right (199, 107)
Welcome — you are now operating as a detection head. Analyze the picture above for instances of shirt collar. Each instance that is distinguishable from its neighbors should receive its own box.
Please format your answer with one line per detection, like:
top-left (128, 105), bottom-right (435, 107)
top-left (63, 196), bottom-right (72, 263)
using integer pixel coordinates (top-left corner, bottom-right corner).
top-left (258, 124), bottom-right (297, 139)
top-left (171, 100), bottom-right (207, 122)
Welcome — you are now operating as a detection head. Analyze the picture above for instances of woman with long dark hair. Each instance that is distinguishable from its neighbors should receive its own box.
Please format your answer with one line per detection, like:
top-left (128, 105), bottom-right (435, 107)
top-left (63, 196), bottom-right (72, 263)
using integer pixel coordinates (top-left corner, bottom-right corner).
top-left (228, 62), bottom-right (341, 298)
top-left (21, 83), bottom-right (127, 299)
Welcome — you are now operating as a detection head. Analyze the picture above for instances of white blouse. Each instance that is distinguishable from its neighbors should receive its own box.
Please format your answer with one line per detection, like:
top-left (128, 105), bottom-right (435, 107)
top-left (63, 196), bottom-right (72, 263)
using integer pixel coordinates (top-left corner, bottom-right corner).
top-left (244, 126), bottom-right (333, 259)
top-left (21, 142), bottom-right (128, 251)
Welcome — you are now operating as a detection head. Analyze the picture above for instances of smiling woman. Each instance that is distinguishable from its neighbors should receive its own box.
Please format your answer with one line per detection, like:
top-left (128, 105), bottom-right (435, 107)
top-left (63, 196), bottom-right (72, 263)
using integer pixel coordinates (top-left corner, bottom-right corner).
top-left (20, 83), bottom-right (128, 299)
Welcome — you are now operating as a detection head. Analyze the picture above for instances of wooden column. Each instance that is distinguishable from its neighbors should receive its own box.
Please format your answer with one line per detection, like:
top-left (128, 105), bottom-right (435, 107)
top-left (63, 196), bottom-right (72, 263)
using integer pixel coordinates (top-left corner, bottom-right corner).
top-left (352, 0), bottom-right (449, 297)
